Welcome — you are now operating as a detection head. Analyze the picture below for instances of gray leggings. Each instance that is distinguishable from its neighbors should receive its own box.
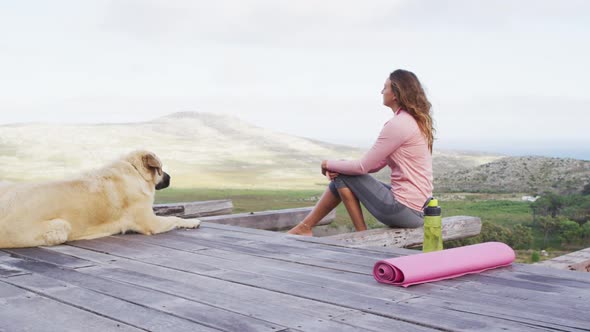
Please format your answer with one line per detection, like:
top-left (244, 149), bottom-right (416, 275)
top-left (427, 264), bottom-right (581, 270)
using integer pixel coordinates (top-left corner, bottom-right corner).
top-left (329, 174), bottom-right (424, 228)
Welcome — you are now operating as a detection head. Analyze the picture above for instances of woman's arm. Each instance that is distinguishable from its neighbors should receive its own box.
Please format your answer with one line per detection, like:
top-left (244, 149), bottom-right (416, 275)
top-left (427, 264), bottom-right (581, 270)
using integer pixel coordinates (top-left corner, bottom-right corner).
top-left (326, 118), bottom-right (414, 175)
top-left (368, 160), bottom-right (388, 173)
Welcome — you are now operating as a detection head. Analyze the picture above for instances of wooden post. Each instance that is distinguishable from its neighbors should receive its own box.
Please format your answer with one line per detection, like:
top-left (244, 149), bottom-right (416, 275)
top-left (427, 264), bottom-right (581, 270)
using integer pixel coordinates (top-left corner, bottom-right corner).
top-left (198, 207), bottom-right (336, 231)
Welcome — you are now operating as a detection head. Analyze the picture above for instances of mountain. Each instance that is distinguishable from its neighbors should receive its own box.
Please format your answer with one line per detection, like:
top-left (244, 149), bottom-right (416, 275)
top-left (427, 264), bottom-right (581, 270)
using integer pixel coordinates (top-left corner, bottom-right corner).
top-left (432, 149), bottom-right (505, 175)
top-left (435, 156), bottom-right (590, 194)
top-left (0, 112), bottom-right (362, 189)
top-left (1, 112), bottom-right (587, 192)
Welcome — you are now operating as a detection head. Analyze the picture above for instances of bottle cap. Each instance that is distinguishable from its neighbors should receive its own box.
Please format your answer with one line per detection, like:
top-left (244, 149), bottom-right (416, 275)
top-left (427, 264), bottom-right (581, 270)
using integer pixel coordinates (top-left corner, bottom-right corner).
top-left (428, 199), bottom-right (438, 207)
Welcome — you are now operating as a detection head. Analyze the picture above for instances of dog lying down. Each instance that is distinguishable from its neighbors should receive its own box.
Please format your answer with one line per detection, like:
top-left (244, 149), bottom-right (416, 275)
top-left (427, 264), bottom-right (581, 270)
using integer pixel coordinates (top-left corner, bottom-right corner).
top-left (0, 150), bottom-right (200, 248)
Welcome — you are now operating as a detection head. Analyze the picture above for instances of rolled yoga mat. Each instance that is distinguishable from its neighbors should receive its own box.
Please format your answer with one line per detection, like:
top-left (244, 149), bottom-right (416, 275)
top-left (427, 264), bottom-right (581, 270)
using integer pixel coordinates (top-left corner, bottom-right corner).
top-left (373, 242), bottom-right (515, 287)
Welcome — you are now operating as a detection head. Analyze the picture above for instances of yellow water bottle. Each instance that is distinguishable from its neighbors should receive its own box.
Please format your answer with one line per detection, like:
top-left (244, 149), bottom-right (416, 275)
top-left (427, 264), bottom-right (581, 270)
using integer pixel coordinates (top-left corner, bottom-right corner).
top-left (423, 198), bottom-right (443, 252)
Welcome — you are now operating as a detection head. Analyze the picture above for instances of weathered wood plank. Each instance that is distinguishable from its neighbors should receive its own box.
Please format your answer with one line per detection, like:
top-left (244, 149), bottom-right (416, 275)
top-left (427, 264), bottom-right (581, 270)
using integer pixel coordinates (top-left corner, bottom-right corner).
top-left (209, 224), bottom-right (590, 300)
top-left (0, 263), bottom-right (28, 278)
top-left (329, 312), bottom-right (438, 332)
top-left (294, 234), bottom-right (419, 256)
top-left (113, 228), bottom-right (590, 322)
top-left (107, 235), bottom-right (411, 298)
top-left (9, 245), bottom-right (582, 332)
top-left (66, 244), bottom-right (561, 332)
top-left (57, 234), bottom-right (586, 331)
top-left (153, 204), bottom-right (184, 216)
top-left (153, 199), bottom-right (233, 218)
top-left (167, 231), bottom-right (373, 273)
top-left (122, 232), bottom-right (387, 273)
top-left (121, 229), bottom-right (590, 307)
top-left (0, 254), bottom-right (30, 277)
top-left (537, 247), bottom-right (590, 272)
top-left (397, 295), bottom-right (587, 332)
top-left (2, 262), bottom-right (283, 332)
top-left (84, 261), bottom-right (511, 331)
top-left (178, 225), bottom-right (407, 265)
top-left (111, 233), bottom-right (210, 253)
top-left (202, 222), bottom-right (419, 256)
top-left (28, 246), bottom-right (371, 331)
top-left (2, 273), bottom-right (222, 332)
top-left (323, 215), bottom-right (482, 248)
top-left (119, 238), bottom-right (590, 330)
top-left (36, 245), bottom-right (440, 331)
top-left (199, 207), bottom-right (335, 231)
top-left (3, 247), bottom-right (95, 269)
top-left (223, 272), bottom-right (571, 332)
top-left (77, 265), bottom-right (371, 332)
top-left (67, 236), bottom-right (209, 260)
top-left (4, 220), bottom-right (590, 332)
top-left (141, 225), bottom-right (590, 297)
top-left (510, 263), bottom-right (590, 284)
top-left (0, 279), bottom-right (143, 332)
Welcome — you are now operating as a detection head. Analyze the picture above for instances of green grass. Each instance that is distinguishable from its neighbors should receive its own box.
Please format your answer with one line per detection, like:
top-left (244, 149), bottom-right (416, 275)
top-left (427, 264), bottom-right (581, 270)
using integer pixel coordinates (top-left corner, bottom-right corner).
top-left (441, 200), bottom-right (533, 228)
top-left (156, 188), bottom-right (324, 213)
top-left (440, 199), bottom-right (572, 253)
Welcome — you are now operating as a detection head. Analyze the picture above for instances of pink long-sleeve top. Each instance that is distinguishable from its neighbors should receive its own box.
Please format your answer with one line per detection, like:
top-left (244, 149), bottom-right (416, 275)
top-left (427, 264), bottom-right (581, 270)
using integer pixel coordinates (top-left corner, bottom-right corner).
top-left (327, 109), bottom-right (433, 212)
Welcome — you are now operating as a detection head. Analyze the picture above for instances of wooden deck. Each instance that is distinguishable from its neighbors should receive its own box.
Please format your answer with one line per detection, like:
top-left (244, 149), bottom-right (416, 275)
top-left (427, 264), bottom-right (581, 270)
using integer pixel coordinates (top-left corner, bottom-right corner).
top-left (1, 223), bottom-right (589, 332)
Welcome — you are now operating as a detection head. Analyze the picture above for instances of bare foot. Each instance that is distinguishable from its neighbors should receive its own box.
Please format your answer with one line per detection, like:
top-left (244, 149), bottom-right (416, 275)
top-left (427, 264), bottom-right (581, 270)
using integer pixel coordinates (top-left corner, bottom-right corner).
top-left (287, 222), bottom-right (313, 236)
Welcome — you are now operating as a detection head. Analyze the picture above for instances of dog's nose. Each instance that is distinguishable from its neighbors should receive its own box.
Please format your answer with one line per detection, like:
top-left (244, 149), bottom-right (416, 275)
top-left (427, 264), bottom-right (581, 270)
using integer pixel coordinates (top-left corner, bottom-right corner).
top-left (155, 172), bottom-right (171, 190)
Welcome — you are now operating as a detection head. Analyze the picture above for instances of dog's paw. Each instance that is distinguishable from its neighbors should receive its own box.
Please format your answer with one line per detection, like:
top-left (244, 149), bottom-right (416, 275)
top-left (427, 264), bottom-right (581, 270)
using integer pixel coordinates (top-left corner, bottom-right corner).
top-left (178, 219), bottom-right (201, 229)
top-left (42, 219), bottom-right (72, 246)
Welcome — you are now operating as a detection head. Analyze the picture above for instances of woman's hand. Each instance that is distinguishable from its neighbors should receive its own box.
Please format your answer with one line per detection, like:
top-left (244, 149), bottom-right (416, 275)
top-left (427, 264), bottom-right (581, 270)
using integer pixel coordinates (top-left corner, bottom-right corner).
top-left (321, 160), bottom-right (339, 180)
top-left (326, 171), bottom-right (340, 181)
top-left (321, 160), bottom-right (328, 176)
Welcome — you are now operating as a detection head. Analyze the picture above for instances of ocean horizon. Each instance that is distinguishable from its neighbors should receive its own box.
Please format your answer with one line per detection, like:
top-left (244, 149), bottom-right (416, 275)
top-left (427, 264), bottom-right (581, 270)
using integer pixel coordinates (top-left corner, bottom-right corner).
top-left (437, 146), bottom-right (590, 161)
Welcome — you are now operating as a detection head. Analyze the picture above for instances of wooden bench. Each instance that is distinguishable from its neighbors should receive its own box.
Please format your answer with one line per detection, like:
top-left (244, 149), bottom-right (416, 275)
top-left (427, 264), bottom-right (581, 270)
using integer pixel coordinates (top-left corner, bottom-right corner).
top-left (323, 215), bottom-right (481, 248)
top-left (199, 207), bottom-right (336, 231)
top-left (154, 201), bottom-right (476, 246)
top-left (154, 200), bottom-right (335, 231)
top-left (153, 199), bottom-right (233, 218)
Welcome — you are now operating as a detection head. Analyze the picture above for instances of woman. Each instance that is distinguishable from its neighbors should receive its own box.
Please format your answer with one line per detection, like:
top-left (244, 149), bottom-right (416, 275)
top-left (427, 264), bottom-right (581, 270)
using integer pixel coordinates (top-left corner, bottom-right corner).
top-left (287, 69), bottom-right (433, 236)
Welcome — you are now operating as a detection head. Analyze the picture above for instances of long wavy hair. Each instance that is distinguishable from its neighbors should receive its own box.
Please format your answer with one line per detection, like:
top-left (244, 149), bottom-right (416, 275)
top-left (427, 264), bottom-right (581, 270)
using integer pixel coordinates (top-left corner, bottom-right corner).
top-left (390, 69), bottom-right (434, 153)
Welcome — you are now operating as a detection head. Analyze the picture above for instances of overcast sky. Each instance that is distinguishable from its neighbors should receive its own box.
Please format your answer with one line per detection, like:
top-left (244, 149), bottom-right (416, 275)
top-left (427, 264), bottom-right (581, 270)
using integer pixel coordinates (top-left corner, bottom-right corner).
top-left (1, 0), bottom-right (589, 159)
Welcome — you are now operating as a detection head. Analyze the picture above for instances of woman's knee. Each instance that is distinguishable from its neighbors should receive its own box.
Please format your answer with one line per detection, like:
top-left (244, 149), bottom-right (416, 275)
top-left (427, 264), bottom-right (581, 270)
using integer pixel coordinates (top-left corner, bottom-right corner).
top-left (331, 175), bottom-right (347, 191)
top-left (328, 181), bottom-right (340, 198)
top-left (332, 174), bottom-right (365, 189)
top-left (329, 174), bottom-right (360, 197)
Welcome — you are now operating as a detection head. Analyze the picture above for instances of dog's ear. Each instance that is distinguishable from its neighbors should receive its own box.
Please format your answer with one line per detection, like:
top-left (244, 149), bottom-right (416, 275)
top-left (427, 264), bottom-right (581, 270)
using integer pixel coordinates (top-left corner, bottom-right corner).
top-left (142, 152), bottom-right (163, 176)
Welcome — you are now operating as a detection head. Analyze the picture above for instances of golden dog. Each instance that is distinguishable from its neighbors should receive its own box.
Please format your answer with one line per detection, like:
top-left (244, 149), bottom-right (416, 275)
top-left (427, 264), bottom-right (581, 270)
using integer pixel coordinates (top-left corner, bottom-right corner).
top-left (0, 150), bottom-right (200, 248)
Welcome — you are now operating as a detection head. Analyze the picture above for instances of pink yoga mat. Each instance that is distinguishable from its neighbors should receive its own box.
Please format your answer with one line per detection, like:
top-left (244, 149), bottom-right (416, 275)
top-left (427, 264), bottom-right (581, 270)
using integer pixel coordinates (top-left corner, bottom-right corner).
top-left (373, 242), bottom-right (515, 287)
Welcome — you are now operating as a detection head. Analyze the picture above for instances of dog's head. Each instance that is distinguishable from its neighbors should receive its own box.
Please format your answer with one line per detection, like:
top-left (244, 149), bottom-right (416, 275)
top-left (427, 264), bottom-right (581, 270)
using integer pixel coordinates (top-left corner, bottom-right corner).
top-left (125, 150), bottom-right (171, 190)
